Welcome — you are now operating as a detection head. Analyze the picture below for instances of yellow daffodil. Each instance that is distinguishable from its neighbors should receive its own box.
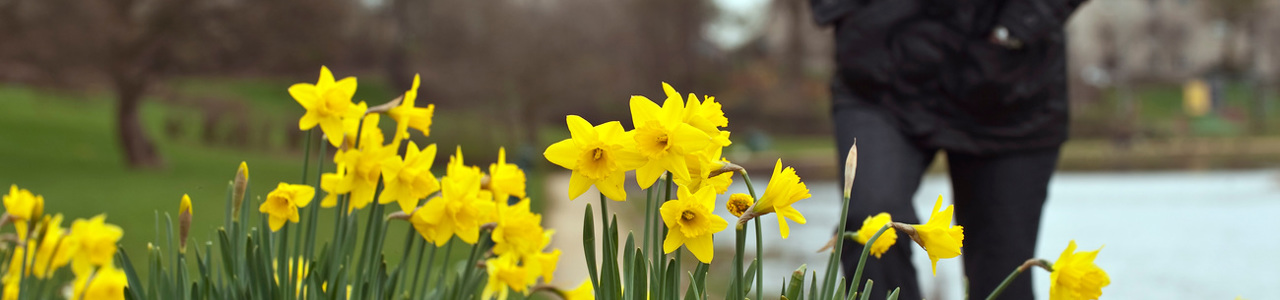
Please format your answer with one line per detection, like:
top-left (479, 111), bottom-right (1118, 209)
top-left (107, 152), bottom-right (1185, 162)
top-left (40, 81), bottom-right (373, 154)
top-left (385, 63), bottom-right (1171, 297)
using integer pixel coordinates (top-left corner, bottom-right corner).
top-left (409, 147), bottom-right (495, 246)
top-left (665, 83), bottom-right (730, 147)
top-left (259, 183), bottom-right (316, 231)
top-left (1050, 240), bottom-right (1110, 300)
top-left (660, 184), bottom-right (728, 263)
top-left (65, 215), bottom-right (123, 276)
top-left (32, 214), bottom-right (69, 278)
top-left (725, 193), bottom-right (753, 217)
top-left (854, 213), bottom-right (897, 259)
top-left (528, 247), bottom-right (561, 282)
top-left (676, 146), bottom-right (733, 195)
top-left (561, 279), bottom-right (595, 300)
top-left (543, 115), bottom-right (645, 201)
top-left (319, 159), bottom-right (350, 208)
top-left (488, 147), bottom-right (527, 202)
top-left (491, 199), bottom-right (545, 257)
top-left (4, 185), bottom-right (44, 240)
top-left (629, 87), bottom-right (712, 189)
top-left (388, 74), bottom-right (435, 142)
top-left (332, 114), bottom-right (394, 212)
top-left (912, 195), bottom-right (964, 276)
top-left (380, 141), bottom-right (441, 212)
top-left (290, 66), bottom-right (366, 147)
top-left (72, 263), bottom-right (128, 300)
top-left (482, 254), bottom-right (536, 300)
top-left (748, 159), bottom-right (811, 239)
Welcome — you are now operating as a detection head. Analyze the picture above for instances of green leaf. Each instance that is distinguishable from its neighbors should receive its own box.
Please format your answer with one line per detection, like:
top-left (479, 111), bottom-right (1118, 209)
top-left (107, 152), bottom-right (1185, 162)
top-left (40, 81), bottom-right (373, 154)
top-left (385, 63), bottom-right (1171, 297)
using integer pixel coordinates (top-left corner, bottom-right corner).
top-left (806, 271), bottom-right (817, 300)
top-left (116, 245), bottom-right (147, 300)
top-left (583, 204), bottom-right (601, 300)
top-left (631, 248), bottom-right (648, 300)
top-left (858, 279), bottom-right (873, 300)
top-left (783, 264), bottom-right (806, 300)
top-left (623, 233), bottom-right (636, 300)
top-left (742, 259), bottom-right (757, 296)
top-left (886, 288), bottom-right (900, 300)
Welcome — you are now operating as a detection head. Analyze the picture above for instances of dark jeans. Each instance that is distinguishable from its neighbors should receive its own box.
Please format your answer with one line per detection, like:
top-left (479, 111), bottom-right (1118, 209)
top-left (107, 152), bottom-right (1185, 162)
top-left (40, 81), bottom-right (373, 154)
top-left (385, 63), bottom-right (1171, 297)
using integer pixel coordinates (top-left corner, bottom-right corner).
top-left (833, 103), bottom-right (1060, 300)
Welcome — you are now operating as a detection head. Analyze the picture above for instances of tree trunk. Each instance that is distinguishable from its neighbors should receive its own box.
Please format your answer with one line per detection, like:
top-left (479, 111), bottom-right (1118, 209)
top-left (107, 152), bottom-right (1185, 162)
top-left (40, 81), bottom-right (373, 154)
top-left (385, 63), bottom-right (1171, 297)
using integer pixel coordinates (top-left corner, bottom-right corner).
top-left (116, 78), bottom-right (164, 169)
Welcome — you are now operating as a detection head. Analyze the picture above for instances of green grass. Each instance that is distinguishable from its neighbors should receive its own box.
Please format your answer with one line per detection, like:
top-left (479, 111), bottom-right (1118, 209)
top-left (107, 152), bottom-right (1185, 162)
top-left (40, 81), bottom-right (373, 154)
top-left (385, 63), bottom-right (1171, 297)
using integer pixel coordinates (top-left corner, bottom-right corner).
top-left (0, 83), bottom-right (309, 265)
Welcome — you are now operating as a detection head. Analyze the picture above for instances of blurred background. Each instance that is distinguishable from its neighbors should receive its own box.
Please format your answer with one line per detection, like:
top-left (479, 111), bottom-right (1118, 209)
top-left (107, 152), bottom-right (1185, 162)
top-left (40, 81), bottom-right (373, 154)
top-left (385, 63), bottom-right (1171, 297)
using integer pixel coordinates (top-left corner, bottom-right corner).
top-left (1, 0), bottom-right (1278, 298)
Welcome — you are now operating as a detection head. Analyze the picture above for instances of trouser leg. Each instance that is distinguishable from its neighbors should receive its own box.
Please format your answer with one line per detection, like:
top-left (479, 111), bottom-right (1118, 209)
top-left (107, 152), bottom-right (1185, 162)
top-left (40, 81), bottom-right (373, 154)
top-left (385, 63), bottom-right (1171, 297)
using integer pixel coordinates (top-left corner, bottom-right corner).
top-left (834, 104), bottom-right (935, 300)
top-left (946, 147), bottom-right (1061, 300)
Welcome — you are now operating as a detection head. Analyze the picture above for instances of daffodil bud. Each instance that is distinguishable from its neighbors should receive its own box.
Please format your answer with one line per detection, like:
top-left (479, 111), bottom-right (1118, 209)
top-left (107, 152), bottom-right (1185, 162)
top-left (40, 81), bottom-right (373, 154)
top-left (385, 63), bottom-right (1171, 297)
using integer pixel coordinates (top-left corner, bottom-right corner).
top-left (385, 211), bottom-right (411, 221)
top-left (707, 161), bottom-right (744, 178)
top-left (179, 194), bottom-right (192, 253)
top-left (232, 161), bottom-right (248, 221)
top-left (366, 96), bottom-right (403, 115)
top-left (843, 140), bottom-right (858, 199)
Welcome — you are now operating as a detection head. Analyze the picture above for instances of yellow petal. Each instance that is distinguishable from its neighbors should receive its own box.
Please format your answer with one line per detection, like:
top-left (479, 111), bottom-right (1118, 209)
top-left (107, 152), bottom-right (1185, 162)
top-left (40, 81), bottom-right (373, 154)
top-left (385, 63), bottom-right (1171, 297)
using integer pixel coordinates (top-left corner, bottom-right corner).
top-left (629, 96), bottom-right (660, 127)
top-left (662, 227), bottom-right (685, 254)
top-left (596, 172), bottom-right (628, 202)
top-left (544, 140), bottom-right (581, 169)
top-left (635, 160), bottom-right (665, 189)
top-left (269, 216), bottom-right (286, 232)
top-left (566, 115), bottom-right (595, 143)
top-left (567, 171), bottom-right (595, 201)
top-left (777, 214), bottom-right (791, 239)
top-left (289, 84), bottom-right (319, 108)
top-left (684, 235), bottom-right (715, 263)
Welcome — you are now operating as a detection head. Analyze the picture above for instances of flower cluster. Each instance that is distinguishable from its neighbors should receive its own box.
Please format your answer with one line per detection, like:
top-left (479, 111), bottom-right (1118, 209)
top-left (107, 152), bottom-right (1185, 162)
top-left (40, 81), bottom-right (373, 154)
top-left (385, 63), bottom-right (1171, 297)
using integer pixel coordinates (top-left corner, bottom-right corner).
top-left (287, 67), bottom-right (560, 300)
top-left (543, 83), bottom-right (780, 264)
top-left (2, 185), bottom-right (127, 300)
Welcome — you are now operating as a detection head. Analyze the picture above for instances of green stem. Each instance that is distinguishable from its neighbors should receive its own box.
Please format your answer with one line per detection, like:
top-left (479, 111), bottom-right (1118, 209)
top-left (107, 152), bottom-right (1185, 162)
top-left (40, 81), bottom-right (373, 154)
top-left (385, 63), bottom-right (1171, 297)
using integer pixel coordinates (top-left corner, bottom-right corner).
top-left (432, 240), bottom-right (453, 294)
top-left (453, 229), bottom-right (491, 300)
top-left (661, 172), bottom-right (674, 297)
top-left (413, 241), bottom-right (434, 298)
top-left (985, 259), bottom-right (1051, 300)
top-left (850, 225), bottom-right (891, 295)
top-left (985, 268), bottom-right (1023, 300)
top-left (643, 186), bottom-right (656, 298)
top-left (753, 219), bottom-right (763, 300)
top-left (732, 226), bottom-right (747, 300)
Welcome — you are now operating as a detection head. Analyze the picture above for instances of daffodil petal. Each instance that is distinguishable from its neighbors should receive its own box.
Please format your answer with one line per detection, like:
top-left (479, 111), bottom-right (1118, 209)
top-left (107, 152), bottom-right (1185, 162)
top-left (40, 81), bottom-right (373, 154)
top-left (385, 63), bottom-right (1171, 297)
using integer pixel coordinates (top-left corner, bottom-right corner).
top-left (684, 235), bottom-right (714, 263)
top-left (544, 140), bottom-right (580, 169)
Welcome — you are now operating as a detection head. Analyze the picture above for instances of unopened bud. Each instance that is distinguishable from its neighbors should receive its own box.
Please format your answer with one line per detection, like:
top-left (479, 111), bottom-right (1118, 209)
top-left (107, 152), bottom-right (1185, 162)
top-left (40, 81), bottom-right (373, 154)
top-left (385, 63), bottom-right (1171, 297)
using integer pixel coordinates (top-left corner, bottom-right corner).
top-left (888, 222), bottom-right (921, 248)
top-left (233, 161), bottom-right (249, 221)
top-left (386, 211), bottom-right (411, 221)
top-left (844, 140), bottom-right (857, 199)
top-left (366, 96), bottom-right (403, 115)
top-left (179, 194), bottom-right (193, 253)
top-left (707, 161), bottom-right (744, 178)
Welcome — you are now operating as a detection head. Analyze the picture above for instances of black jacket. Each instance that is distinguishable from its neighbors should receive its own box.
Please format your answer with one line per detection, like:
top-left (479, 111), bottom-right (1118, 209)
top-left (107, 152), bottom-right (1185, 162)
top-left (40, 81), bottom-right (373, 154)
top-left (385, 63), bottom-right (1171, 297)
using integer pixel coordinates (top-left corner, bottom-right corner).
top-left (813, 0), bottom-right (1086, 154)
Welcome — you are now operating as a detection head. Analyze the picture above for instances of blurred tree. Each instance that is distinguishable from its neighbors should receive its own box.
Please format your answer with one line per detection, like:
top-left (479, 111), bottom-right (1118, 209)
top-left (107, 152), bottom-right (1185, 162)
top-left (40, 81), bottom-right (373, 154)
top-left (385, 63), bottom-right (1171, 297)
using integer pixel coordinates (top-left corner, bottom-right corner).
top-left (0, 0), bottom-right (357, 168)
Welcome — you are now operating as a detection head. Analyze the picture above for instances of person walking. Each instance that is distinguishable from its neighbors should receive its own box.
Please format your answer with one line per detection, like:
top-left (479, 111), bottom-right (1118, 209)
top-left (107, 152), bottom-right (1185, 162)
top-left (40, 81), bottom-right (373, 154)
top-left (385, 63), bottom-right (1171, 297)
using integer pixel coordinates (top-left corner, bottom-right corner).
top-left (809, 0), bottom-right (1088, 299)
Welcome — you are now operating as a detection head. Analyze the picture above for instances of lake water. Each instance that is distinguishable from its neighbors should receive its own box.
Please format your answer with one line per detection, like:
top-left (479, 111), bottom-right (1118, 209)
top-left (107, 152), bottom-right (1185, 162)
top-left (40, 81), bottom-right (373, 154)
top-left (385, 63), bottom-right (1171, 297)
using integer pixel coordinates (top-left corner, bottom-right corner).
top-left (546, 170), bottom-right (1280, 299)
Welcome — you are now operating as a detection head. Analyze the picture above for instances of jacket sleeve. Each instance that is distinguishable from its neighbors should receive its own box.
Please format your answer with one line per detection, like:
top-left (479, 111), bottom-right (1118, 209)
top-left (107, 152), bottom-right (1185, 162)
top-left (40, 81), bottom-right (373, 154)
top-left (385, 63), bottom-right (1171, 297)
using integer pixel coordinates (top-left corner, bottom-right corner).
top-left (996, 0), bottom-right (1087, 45)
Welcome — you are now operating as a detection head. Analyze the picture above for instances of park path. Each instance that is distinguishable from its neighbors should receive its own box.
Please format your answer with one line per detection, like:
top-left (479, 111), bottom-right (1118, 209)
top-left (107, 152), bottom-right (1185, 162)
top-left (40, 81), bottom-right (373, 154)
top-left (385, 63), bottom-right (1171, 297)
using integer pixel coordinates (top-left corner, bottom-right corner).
top-left (543, 170), bottom-right (1280, 299)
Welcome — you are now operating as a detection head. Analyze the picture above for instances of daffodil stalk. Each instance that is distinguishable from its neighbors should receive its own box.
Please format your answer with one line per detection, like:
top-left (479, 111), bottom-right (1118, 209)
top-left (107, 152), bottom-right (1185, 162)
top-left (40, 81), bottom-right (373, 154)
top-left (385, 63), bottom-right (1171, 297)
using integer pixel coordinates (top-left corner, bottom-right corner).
top-left (849, 224), bottom-right (891, 297)
top-left (985, 258), bottom-right (1051, 300)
